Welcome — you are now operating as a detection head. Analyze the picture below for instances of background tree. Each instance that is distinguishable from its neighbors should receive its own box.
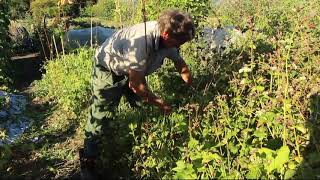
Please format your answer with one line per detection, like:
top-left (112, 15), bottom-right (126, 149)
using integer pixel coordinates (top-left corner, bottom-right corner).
top-left (9, 0), bottom-right (30, 20)
top-left (143, 0), bottom-right (211, 27)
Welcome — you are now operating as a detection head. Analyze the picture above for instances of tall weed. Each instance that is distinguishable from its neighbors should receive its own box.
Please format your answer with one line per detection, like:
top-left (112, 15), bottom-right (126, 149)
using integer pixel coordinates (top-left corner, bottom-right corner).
top-left (31, 0), bottom-right (320, 178)
top-left (0, 0), bottom-right (12, 90)
top-left (129, 0), bottom-right (320, 179)
top-left (33, 49), bottom-right (94, 114)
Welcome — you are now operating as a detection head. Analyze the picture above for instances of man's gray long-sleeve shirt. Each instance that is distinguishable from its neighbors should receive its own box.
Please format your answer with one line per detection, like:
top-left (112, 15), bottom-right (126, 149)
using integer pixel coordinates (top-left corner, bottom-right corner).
top-left (95, 21), bottom-right (184, 76)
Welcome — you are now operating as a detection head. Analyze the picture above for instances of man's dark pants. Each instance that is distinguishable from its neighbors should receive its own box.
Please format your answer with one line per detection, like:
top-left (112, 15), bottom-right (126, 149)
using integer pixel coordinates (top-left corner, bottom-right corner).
top-left (80, 62), bottom-right (140, 177)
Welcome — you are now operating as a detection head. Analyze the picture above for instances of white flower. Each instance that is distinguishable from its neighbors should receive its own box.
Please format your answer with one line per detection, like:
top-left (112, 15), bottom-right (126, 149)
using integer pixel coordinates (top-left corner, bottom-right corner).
top-left (299, 76), bottom-right (306, 81)
top-left (239, 66), bottom-right (252, 73)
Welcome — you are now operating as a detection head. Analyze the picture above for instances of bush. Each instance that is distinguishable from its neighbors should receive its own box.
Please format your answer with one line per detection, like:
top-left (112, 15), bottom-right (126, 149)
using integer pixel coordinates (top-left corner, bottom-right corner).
top-left (0, 0), bottom-right (12, 90)
top-left (81, 0), bottom-right (212, 27)
top-left (144, 0), bottom-right (211, 26)
top-left (33, 48), bottom-right (94, 114)
top-left (128, 0), bottom-right (320, 179)
top-left (9, 0), bottom-right (30, 20)
top-left (30, 0), bottom-right (320, 178)
top-left (82, 0), bottom-right (116, 19)
top-left (30, 0), bottom-right (58, 24)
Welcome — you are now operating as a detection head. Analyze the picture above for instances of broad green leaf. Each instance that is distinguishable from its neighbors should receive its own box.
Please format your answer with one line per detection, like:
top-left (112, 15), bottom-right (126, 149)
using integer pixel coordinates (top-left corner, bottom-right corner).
top-left (274, 145), bottom-right (290, 170)
top-left (173, 160), bottom-right (187, 172)
top-left (284, 169), bottom-right (296, 179)
top-left (257, 147), bottom-right (276, 173)
top-left (288, 161), bottom-right (296, 170)
top-left (254, 127), bottom-right (267, 140)
top-left (259, 112), bottom-right (276, 124)
top-left (229, 142), bottom-right (239, 154)
top-left (188, 137), bottom-right (199, 149)
top-left (256, 86), bottom-right (265, 92)
top-left (202, 152), bottom-right (222, 164)
top-left (265, 112), bottom-right (276, 120)
top-left (295, 125), bottom-right (307, 134)
top-left (263, 146), bottom-right (290, 173)
top-left (173, 161), bottom-right (197, 179)
top-left (174, 121), bottom-right (187, 133)
top-left (258, 148), bottom-right (275, 160)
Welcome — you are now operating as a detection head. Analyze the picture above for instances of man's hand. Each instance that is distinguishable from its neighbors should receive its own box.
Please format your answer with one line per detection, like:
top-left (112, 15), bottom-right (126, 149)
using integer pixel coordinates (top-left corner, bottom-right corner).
top-left (174, 60), bottom-right (193, 86)
top-left (128, 69), bottom-right (172, 115)
top-left (157, 99), bottom-right (172, 115)
top-left (181, 68), bottom-right (192, 86)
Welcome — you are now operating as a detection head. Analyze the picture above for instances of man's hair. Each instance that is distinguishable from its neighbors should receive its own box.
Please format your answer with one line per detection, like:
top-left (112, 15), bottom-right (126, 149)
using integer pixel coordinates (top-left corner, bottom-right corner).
top-left (157, 9), bottom-right (195, 43)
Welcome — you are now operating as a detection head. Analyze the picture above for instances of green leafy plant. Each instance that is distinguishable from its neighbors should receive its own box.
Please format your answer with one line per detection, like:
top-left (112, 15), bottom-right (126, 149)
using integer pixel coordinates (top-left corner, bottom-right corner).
top-left (30, 0), bottom-right (58, 24)
top-left (129, 0), bottom-right (320, 179)
top-left (33, 48), bottom-right (94, 114)
top-left (9, 0), bottom-right (30, 20)
top-left (0, 0), bottom-right (12, 90)
top-left (3, 0), bottom-right (320, 178)
top-left (82, 0), bottom-right (116, 19)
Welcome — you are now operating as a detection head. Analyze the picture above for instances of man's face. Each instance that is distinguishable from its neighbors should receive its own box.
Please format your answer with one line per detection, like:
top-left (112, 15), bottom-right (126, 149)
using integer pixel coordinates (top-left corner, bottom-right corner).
top-left (163, 37), bottom-right (184, 48)
top-left (161, 32), bottom-right (185, 48)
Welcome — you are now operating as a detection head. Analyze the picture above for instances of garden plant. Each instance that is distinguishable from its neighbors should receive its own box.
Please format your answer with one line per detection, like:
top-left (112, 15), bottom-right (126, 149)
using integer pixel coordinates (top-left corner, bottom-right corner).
top-left (0, 0), bottom-right (319, 179)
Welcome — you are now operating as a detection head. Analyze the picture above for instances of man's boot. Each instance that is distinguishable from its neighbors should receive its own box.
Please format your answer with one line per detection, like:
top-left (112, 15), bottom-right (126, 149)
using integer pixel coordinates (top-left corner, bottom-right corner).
top-left (79, 148), bottom-right (100, 180)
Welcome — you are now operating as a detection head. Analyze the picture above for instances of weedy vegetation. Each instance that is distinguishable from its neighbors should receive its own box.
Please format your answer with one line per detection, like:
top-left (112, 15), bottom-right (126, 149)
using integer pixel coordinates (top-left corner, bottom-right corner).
top-left (0, 0), bottom-right (319, 179)
top-left (0, 0), bottom-right (12, 90)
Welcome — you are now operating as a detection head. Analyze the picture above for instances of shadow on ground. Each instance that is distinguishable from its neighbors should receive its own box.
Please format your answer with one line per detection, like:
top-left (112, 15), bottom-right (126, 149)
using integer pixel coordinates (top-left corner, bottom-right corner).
top-left (0, 87), bottom-right (82, 179)
top-left (295, 94), bottom-right (320, 179)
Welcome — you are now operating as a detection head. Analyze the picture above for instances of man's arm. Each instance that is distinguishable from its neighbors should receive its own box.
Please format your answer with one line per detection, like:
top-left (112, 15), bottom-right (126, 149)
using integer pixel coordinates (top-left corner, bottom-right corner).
top-left (174, 59), bottom-right (193, 85)
top-left (128, 69), bottom-right (172, 114)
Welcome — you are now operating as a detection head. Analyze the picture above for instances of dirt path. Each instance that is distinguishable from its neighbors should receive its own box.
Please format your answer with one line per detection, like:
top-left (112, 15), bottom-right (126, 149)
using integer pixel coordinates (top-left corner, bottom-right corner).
top-left (1, 53), bottom-right (82, 179)
top-left (1, 86), bottom-right (82, 179)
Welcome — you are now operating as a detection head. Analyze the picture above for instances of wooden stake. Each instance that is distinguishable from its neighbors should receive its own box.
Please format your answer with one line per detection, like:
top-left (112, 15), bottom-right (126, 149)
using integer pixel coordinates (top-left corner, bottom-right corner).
top-left (52, 35), bottom-right (59, 58)
top-left (61, 35), bottom-right (65, 56)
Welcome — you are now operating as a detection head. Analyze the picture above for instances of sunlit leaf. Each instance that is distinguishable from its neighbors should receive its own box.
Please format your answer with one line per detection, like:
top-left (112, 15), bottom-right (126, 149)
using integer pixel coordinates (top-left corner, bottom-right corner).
top-left (202, 152), bottom-right (222, 164)
top-left (188, 137), bottom-right (199, 149)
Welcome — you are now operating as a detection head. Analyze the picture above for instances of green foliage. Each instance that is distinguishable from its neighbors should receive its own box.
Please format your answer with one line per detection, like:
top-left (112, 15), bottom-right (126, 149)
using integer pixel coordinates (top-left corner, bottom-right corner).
top-left (128, 0), bottom-right (320, 179)
top-left (5, 0), bottom-right (319, 178)
top-left (30, 0), bottom-right (58, 24)
top-left (143, 0), bottom-right (211, 26)
top-left (0, 0), bottom-right (12, 89)
top-left (182, 0), bottom-right (212, 27)
top-left (88, 0), bottom-right (212, 26)
top-left (33, 48), bottom-right (94, 114)
top-left (0, 144), bottom-right (12, 170)
top-left (82, 0), bottom-right (116, 19)
top-left (8, 0), bottom-right (30, 19)
top-left (0, 1), bottom-right (12, 171)
top-left (82, 0), bottom-right (137, 25)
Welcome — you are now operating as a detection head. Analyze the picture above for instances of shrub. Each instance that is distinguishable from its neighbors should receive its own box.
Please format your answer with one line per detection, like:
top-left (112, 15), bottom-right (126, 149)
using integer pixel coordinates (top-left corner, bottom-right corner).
top-left (33, 48), bottom-right (94, 114)
top-left (82, 0), bottom-right (116, 19)
top-left (82, 0), bottom-right (212, 27)
top-left (30, 0), bottom-right (58, 24)
top-left (29, 0), bottom-right (320, 178)
top-left (143, 0), bottom-right (211, 26)
top-left (128, 0), bottom-right (320, 179)
top-left (9, 0), bottom-right (30, 20)
top-left (0, 0), bottom-right (12, 90)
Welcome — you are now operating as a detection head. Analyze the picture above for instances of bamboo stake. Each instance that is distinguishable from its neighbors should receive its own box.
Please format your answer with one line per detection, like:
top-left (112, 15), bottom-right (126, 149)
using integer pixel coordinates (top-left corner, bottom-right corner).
top-left (91, 11), bottom-right (93, 48)
top-left (36, 28), bottom-right (48, 60)
top-left (52, 35), bottom-right (59, 58)
top-left (116, 0), bottom-right (122, 27)
top-left (43, 16), bottom-right (52, 59)
top-left (61, 35), bottom-right (65, 56)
